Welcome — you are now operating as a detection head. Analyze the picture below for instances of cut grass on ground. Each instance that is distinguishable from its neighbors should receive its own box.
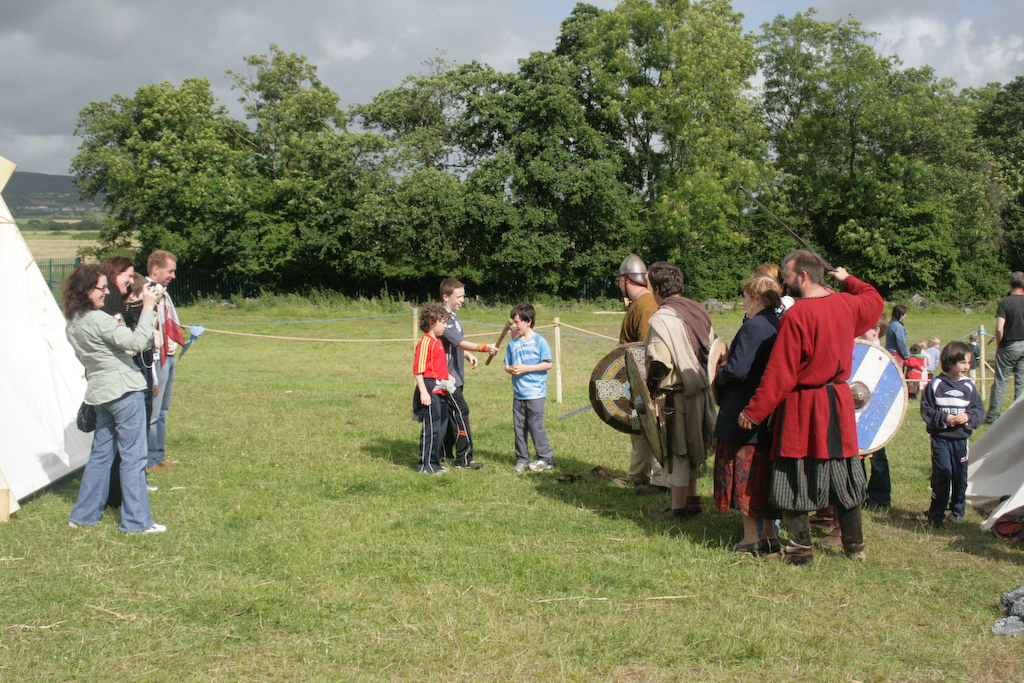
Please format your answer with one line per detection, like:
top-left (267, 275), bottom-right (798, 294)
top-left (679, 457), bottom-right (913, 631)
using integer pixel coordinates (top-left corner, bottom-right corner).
top-left (2, 298), bottom-right (1021, 683)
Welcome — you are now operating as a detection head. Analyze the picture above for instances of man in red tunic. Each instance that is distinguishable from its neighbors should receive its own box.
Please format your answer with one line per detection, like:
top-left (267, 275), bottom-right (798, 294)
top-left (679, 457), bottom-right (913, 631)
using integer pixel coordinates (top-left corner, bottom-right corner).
top-left (738, 251), bottom-right (883, 564)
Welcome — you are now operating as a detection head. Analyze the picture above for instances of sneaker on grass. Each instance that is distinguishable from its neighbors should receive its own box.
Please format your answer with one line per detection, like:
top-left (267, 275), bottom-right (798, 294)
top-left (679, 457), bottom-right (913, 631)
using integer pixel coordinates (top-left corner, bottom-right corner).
top-left (512, 463), bottom-right (528, 473)
top-left (528, 460), bottom-right (553, 472)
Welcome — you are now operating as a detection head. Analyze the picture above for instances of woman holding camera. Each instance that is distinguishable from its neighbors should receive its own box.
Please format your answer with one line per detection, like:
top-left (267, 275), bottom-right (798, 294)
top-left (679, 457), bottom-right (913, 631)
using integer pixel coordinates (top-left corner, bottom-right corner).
top-left (64, 264), bottom-right (165, 533)
top-left (100, 255), bottom-right (135, 319)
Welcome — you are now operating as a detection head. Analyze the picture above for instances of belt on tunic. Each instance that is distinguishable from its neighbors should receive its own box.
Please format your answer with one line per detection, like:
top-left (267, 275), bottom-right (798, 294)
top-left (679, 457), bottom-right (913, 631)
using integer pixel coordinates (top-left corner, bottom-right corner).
top-left (788, 378), bottom-right (847, 459)
top-left (792, 380), bottom-right (847, 391)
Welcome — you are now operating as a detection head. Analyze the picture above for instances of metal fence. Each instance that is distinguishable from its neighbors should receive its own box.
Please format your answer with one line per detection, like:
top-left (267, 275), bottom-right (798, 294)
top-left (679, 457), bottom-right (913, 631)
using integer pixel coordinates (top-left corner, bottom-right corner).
top-left (38, 258), bottom-right (81, 297)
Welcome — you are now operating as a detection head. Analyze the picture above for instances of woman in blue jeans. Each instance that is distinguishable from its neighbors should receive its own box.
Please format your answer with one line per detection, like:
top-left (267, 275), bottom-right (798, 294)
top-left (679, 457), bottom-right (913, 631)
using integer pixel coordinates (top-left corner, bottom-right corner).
top-left (64, 264), bottom-right (164, 533)
top-left (885, 304), bottom-right (910, 366)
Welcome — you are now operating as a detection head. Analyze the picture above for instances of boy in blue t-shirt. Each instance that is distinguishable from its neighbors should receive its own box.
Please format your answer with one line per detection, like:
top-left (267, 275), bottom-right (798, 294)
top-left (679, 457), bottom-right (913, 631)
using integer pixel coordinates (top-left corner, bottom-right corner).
top-left (504, 303), bottom-right (554, 472)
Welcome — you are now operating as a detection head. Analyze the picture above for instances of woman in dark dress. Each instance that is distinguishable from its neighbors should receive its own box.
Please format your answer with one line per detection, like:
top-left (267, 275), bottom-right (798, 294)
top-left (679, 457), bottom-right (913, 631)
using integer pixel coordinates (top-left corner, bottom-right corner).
top-left (713, 274), bottom-right (783, 553)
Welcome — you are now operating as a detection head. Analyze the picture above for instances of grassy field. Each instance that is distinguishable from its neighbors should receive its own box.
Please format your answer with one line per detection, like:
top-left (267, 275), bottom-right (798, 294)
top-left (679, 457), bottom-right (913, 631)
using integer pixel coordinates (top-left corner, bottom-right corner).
top-left (19, 229), bottom-right (100, 261)
top-left (2, 297), bottom-right (1021, 682)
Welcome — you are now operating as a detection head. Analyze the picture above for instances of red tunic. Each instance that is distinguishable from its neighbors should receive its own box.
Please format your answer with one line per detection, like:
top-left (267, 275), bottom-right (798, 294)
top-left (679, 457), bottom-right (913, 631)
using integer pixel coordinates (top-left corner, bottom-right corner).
top-left (742, 276), bottom-right (883, 461)
top-left (904, 355), bottom-right (927, 381)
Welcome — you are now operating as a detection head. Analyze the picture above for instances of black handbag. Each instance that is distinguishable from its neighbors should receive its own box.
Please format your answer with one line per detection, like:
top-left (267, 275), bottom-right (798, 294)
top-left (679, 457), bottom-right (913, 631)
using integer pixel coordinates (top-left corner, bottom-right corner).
top-left (77, 402), bottom-right (96, 432)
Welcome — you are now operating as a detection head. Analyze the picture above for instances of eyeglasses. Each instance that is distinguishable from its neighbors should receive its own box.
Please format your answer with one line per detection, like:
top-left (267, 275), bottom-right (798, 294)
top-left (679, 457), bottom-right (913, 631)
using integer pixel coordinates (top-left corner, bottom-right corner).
top-left (93, 285), bottom-right (109, 292)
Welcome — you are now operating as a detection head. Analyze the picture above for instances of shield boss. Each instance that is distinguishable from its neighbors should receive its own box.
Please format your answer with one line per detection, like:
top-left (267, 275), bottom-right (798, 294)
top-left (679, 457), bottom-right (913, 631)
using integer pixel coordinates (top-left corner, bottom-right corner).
top-left (848, 340), bottom-right (908, 455)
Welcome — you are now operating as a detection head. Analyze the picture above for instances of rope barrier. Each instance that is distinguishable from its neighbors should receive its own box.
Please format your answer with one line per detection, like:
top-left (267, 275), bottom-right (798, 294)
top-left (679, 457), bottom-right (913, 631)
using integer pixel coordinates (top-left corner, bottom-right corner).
top-left (461, 320), bottom-right (608, 340)
top-left (188, 318), bottom-right (617, 343)
top-left (552, 322), bottom-right (618, 342)
top-left (196, 328), bottom-right (415, 343)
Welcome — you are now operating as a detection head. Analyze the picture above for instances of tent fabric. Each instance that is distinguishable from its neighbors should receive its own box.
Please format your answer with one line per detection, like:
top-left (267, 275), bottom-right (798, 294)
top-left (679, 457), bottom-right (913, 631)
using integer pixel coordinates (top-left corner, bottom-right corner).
top-left (0, 167), bottom-right (92, 506)
top-left (965, 397), bottom-right (1024, 531)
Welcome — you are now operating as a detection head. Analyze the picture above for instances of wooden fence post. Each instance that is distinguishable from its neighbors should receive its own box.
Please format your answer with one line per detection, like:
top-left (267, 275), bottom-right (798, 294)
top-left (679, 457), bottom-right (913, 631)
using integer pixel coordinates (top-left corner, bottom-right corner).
top-left (412, 308), bottom-right (418, 343)
top-left (980, 324), bottom-right (986, 387)
top-left (0, 470), bottom-right (10, 523)
top-left (554, 317), bottom-right (562, 404)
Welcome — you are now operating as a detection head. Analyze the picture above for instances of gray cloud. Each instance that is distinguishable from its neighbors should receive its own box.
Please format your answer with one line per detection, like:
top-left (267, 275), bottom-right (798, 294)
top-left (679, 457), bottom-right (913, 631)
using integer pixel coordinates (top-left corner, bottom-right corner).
top-left (0, 0), bottom-right (1018, 175)
top-left (770, 0), bottom-right (1024, 87)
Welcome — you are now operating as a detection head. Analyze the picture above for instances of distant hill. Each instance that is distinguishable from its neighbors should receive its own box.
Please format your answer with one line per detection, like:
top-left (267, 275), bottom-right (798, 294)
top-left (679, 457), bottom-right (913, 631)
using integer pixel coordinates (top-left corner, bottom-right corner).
top-left (3, 171), bottom-right (104, 217)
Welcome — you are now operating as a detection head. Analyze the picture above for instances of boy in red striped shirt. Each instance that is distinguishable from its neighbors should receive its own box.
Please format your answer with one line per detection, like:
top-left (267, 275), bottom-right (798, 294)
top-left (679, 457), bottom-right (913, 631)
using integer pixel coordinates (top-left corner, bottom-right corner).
top-left (414, 304), bottom-right (455, 474)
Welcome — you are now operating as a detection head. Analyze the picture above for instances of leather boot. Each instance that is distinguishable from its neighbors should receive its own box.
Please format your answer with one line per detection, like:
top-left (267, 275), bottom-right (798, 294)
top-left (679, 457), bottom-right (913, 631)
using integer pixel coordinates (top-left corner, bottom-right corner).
top-left (837, 504), bottom-right (866, 561)
top-left (815, 526), bottom-right (843, 547)
top-left (809, 505), bottom-right (836, 529)
top-left (783, 511), bottom-right (813, 547)
top-left (765, 542), bottom-right (814, 566)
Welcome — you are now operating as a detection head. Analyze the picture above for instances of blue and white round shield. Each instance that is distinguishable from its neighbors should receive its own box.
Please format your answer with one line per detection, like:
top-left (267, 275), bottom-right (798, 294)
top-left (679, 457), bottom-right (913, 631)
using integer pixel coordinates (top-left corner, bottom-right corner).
top-left (848, 340), bottom-right (908, 454)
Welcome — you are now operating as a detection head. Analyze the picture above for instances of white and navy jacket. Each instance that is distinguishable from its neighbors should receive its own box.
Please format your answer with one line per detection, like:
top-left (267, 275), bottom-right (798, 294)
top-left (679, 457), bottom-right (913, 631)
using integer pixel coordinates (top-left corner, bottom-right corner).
top-left (920, 374), bottom-right (985, 440)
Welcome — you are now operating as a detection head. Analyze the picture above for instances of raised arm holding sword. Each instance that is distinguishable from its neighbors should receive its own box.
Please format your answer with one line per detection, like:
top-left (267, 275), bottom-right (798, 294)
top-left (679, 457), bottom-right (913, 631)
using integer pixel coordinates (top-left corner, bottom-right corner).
top-left (738, 251), bottom-right (883, 565)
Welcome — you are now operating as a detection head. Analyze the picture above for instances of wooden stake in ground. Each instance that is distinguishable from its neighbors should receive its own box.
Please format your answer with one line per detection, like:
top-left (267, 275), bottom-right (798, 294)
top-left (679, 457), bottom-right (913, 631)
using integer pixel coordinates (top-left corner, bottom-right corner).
top-left (554, 317), bottom-right (562, 403)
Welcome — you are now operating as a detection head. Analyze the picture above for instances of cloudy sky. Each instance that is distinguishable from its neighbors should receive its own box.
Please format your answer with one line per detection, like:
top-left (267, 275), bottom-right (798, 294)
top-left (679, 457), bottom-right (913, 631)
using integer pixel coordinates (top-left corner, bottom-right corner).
top-left (1, 0), bottom-right (1022, 176)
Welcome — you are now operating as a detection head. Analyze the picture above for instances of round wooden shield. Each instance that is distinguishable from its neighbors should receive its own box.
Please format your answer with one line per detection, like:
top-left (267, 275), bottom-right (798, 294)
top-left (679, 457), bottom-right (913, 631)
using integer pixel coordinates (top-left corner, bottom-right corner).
top-left (707, 337), bottom-right (728, 405)
top-left (706, 337), bottom-right (728, 386)
top-left (625, 351), bottom-right (664, 465)
top-left (589, 344), bottom-right (645, 434)
top-left (848, 340), bottom-right (908, 455)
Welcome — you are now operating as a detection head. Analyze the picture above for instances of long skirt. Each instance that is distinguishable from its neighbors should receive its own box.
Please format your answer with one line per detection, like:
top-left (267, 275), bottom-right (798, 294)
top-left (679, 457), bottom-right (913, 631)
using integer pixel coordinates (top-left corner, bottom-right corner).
top-left (713, 440), bottom-right (775, 518)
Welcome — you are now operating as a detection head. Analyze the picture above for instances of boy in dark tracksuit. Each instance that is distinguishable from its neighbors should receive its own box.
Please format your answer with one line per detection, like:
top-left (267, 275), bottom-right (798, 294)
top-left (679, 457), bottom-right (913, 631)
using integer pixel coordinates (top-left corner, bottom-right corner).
top-left (920, 341), bottom-right (985, 529)
top-left (413, 304), bottom-right (455, 474)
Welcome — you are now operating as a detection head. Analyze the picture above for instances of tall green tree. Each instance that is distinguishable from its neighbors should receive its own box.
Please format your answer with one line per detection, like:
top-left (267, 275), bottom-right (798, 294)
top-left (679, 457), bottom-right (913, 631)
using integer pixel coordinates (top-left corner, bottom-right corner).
top-left (73, 46), bottom-right (363, 284)
top-left (222, 46), bottom-right (355, 281)
top-left (564, 0), bottom-right (770, 297)
top-left (453, 53), bottom-right (634, 293)
top-left (757, 11), bottom-right (1005, 299)
top-left (72, 78), bottom-right (248, 267)
top-left (977, 76), bottom-right (1024, 271)
top-left (226, 45), bottom-right (346, 177)
top-left (352, 53), bottom-right (465, 173)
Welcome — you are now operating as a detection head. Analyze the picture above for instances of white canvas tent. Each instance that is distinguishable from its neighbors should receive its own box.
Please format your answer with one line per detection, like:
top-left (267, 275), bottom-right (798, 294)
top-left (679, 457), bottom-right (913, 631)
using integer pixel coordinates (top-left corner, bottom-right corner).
top-left (965, 397), bottom-right (1024, 531)
top-left (0, 155), bottom-right (92, 519)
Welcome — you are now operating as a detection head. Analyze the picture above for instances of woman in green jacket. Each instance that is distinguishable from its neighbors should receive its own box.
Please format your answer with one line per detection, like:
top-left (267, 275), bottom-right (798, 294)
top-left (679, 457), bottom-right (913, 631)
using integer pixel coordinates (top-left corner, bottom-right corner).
top-left (64, 264), bottom-right (164, 533)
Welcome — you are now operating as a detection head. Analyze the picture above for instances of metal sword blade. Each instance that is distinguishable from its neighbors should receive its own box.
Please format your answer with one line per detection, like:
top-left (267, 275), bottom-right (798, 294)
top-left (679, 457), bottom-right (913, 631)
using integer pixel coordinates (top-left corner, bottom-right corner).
top-left (558, 404), bottom-right (593, 420)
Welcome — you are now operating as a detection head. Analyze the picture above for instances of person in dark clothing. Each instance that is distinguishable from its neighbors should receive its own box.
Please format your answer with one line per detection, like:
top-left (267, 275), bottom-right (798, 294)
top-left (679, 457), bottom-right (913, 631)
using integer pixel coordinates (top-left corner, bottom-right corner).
top-left (713, 274), bottom-right (782, 554)
top-left (986, 271), bottom-right (1024, 423)
top-left (921, 342), bottom-right (985, 529)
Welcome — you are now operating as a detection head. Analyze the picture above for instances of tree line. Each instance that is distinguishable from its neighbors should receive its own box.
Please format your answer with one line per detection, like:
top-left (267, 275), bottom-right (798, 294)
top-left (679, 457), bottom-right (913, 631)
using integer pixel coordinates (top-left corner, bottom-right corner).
top-left (71, 1), bottom-right (1024, 302)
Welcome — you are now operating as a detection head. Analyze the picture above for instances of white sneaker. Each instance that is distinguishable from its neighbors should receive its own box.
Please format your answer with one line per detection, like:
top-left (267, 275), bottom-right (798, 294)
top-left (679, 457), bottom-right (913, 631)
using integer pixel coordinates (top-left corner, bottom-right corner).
top-left (512, 463), bottom-right (528, 473)
top-left (147, 484), bottom-right (159, 492)
top-left (68, 521), bottom-right (79, 528)
top-left (528, 460), bottom-right (553, 472)
top-left (141, 523), bottom-right (166, 534)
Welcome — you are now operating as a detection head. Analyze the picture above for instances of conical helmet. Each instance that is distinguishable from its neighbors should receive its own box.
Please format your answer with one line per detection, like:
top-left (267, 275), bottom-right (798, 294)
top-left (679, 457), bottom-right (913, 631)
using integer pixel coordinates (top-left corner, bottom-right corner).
top-left (618, 253), bottom-right (647, 286)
